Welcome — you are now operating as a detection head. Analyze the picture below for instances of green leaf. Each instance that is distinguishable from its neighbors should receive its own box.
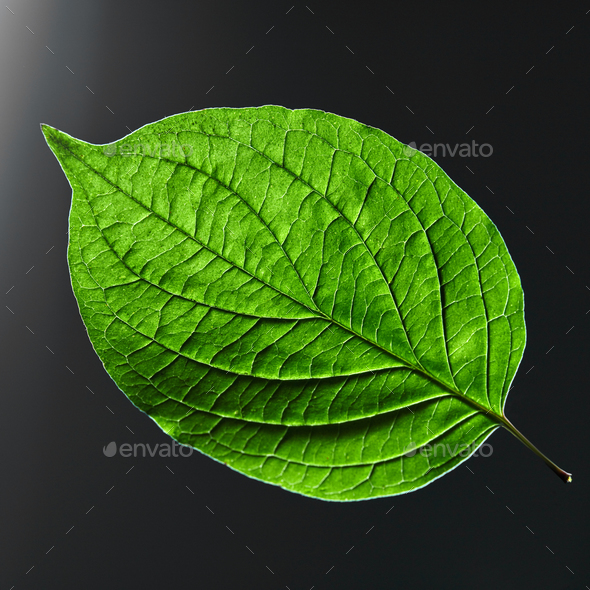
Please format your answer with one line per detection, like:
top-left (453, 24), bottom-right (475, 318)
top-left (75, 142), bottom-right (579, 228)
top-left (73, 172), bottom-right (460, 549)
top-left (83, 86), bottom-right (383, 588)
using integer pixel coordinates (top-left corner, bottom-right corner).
top-left (42, 106), bottom-right (570, 500)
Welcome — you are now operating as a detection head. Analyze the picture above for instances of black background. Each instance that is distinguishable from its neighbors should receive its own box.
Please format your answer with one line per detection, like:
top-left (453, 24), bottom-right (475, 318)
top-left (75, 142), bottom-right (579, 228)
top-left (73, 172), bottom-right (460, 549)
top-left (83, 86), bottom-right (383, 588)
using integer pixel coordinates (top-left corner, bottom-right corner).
top-left (1, 1), bottom-right (589, 588)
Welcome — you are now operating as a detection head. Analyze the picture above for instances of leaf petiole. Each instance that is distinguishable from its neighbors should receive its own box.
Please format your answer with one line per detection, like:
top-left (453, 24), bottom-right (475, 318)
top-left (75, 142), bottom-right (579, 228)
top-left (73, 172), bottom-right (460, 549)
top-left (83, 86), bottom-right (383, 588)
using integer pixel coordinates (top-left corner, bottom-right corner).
top-left (498, 415), bottom-right (572, 484)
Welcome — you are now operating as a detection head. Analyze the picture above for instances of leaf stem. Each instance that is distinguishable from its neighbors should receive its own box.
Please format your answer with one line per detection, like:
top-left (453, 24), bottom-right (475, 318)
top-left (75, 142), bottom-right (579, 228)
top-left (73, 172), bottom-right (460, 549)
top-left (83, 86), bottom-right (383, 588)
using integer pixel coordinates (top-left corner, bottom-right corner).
top-left (429, 386), bottom-right (572, 484)
top-left (497, 415), bottom-right (572, 483)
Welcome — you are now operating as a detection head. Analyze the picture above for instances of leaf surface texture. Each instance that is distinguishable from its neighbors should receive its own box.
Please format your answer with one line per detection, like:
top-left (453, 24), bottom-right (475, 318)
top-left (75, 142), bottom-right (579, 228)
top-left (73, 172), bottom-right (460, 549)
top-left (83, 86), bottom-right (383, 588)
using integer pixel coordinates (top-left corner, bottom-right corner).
top-left (43, 107), bottom-right (525, 500)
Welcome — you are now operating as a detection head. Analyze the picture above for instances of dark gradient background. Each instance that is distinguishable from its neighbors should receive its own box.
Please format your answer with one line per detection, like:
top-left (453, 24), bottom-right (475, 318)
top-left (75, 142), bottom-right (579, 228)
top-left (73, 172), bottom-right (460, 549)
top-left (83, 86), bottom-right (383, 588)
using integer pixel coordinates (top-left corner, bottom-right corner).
top-left (2, 2), bottom-right (589, 589)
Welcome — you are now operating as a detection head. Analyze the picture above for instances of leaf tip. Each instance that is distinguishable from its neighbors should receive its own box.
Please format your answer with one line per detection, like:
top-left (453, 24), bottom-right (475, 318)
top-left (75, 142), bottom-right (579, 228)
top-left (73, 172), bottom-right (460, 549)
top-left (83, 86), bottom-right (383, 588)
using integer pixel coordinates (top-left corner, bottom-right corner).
top-left (40, 123), bottom-right (67, 156)
top-left (40, 122), bottom-right (57, 142)
top-left (41, 124), bottom-right (87, 169)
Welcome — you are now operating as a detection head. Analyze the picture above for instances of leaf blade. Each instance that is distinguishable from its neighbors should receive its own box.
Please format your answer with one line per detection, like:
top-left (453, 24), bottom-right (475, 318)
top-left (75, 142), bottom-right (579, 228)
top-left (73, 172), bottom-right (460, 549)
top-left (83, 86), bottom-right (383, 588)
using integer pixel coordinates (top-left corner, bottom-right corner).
top-left (42, 106), bottom-right (533, 499)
